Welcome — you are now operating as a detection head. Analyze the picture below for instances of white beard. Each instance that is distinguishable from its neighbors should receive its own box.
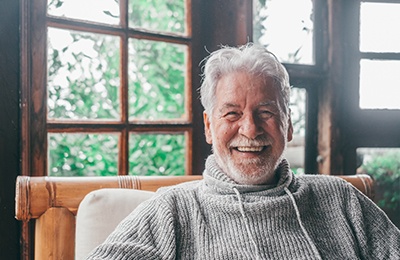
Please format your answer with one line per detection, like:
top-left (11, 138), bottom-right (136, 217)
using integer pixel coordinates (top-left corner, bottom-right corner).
top-left (212, 137), bottom-right (287, 185)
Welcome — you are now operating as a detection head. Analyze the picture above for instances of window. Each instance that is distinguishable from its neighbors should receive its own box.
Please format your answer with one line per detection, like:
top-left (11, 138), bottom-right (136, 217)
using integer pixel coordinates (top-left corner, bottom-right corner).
top-left (359, 2), bottom-right (400, 109)
top-left (341, 0), bottom-right (400, 163)
top-left (285, 88), bottom-right (307, 175)
top-left (253, 0), bottom-right (314, 65)
top-left (22, 0), bottom-right (195, 177)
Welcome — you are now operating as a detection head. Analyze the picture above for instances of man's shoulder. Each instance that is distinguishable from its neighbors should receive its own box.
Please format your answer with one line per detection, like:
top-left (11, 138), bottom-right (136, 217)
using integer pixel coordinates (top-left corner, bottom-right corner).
top-left (156, 179), bottom-right (204, 196)
top-left (142, 180), bottom-right (204, 211)
top-left (297, 174), bottom-right (347, 182)
top-left (296, 174), bottom-right (352, 191)
top-left (291, 174), bottom-right (359, 205)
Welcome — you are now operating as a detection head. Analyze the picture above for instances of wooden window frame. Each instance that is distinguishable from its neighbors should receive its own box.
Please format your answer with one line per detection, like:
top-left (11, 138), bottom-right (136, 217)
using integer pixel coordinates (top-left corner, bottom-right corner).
top-left (339, 0), bottom-right (400, 174)
top-left (21, 0), bottom-right (199, 177)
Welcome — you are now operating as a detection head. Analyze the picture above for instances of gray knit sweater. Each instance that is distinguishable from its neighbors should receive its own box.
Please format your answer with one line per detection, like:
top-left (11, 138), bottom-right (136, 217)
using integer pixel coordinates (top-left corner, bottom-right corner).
top-left (87, 155), bottom-right (400, 259)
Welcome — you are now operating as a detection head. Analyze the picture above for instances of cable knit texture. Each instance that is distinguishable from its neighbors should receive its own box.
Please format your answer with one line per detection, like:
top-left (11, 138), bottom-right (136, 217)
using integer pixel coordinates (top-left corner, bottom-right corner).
top-left (87, 155), bottom-right (400, 259)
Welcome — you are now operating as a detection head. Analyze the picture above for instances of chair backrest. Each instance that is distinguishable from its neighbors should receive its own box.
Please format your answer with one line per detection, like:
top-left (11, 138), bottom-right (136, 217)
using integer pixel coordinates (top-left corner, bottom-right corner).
top-left (15, 174), bottom-right (374, 260)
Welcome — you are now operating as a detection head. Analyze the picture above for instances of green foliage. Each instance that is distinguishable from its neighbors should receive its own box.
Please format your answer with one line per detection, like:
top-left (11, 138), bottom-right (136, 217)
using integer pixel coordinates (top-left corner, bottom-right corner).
top-left (360, 151), bottom-right (400, 210)
top-left (128, 39), bottom-right (186, 120)
top-left (289, 88), bottom-right (306, 136)
top-left (129, 134), bottom-right (185, 176)
top-left (47, 29), bottom-right (120, 120)
top-left (48, 0), bottom-right (64, 9)
top-left (292, 168), bottom-right (305, 176)
top-left (46, 1), bottom-right (188, 177)
top-left (48, 133), bottom-right (119, 176)
top-left (252, 0), bottom-right (268, 50)
top-left (129, 0), bottom-right (186, 34)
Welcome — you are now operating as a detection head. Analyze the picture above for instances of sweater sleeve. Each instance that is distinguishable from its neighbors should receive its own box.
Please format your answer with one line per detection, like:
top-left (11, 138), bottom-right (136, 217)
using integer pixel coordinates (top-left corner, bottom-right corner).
top-left (346, 186), bottom-right (400, 259)
top-left (86, 196), bottom-right (177, 260)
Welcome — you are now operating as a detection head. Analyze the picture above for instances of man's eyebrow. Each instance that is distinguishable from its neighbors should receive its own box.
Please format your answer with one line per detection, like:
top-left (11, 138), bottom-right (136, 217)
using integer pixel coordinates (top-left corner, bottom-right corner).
top-left (258, 101), bottom-right (278, 107)
top-left (219, 103), bottom-right (240, 111)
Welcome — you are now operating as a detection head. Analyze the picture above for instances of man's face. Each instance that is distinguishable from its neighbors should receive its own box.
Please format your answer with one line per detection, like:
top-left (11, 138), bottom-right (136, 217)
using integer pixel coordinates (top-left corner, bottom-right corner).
top-left (203, 71), bottom-right (293, 185)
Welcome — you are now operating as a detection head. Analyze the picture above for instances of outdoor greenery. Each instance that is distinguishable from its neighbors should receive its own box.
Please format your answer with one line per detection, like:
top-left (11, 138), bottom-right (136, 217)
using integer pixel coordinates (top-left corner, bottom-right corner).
top-left (48, 133), bottom-right (119, 176)
top-left (129, 134), bottom-right (185, 176)
top-left (47, 0), bottom-right (187, 177)
top-left (289, 88), bottom-right (306, 136)
top-left (47, 0), bottom-right (120, 25)
top-left (48, 28), bottom-right (120, 120)
top-left (359, 150), bottom-right (400, 210)
top-left (129, 0), bottom-right (186, 35)
top-left (128, 39), bottom-right (186, 120)
top-left (253, 0), bottom-right (314, 64)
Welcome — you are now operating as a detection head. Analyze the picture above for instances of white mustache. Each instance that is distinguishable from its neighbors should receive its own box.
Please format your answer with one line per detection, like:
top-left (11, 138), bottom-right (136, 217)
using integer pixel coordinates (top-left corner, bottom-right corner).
top-left (229, 136), bottom-right (271, 148)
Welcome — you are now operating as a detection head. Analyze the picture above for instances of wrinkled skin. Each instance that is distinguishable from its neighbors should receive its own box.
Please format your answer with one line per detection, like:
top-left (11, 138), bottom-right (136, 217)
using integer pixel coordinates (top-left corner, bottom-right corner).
top-left (204, 71), bottom-right (293, 185)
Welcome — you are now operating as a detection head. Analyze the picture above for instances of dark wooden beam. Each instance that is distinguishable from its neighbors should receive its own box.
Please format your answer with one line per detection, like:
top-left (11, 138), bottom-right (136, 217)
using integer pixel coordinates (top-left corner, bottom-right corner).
top-left (317, 0), bottom-right (351, 175)
top-left (0, 0), bottom-right (21, 258)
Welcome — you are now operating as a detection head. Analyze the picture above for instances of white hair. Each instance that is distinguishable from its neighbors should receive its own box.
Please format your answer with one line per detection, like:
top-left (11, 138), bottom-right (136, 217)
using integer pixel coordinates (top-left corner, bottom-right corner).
top-left (199, 43), bottom-right (291, 116)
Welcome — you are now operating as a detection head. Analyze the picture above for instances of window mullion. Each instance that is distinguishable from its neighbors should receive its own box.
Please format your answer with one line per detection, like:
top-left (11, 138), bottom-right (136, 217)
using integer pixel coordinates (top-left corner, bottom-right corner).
top-left (119, 0), bottom-right (129, 175)
top-left (29, 0), bottom-right (48, 176)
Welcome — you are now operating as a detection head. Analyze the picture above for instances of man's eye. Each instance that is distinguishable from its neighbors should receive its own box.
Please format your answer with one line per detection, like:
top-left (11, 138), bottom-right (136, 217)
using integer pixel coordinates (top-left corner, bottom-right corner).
top-left (224, 111), bottom-right (240, 120)
top-left (259, 111), bottom-right (273, 119)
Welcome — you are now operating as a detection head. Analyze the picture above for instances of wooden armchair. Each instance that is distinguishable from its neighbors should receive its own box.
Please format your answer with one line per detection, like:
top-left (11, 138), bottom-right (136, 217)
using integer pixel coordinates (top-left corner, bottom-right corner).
top-left (15, 174), bottom-right (374, 259)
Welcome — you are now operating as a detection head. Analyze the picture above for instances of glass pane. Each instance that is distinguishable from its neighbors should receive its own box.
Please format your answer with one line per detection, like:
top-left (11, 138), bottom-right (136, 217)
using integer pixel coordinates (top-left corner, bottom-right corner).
top-left (128, 0), bottom-right (187, 35)
top-left (359, 59), bottom-right (400, 109)
top-left (129, 133), bottom-right (186, 176)
top-left (253, 0), bottom-right (314, 64)
top-left (285, 88), bottom-right (307, 174)
top-left (48, 133), bottom-right (119, 176)
top-left (47, 28), bottom-right (121, 120)
top-left (47, 0), bottom-right (120, 25)
top-left (128, 39), bottom-right (187, 120)
top-left (357, 148), bottom-right (400, 228)
top-left (360, 3), bottom-right (400, 53)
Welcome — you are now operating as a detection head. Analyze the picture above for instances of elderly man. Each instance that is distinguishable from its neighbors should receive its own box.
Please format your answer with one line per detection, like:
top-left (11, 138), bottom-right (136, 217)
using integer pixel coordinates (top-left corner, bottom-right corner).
top-left (87, 43), bottom-right (400, 259)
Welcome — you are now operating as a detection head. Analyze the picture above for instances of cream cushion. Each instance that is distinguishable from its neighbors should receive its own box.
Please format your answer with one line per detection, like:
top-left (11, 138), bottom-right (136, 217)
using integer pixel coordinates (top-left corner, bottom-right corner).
top-left (75, 188), bottom-right (155, 260)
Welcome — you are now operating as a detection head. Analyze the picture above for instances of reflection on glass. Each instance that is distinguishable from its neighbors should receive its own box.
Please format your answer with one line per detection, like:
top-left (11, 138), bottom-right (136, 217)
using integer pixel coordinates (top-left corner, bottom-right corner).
top-left (129, 133), bottom-right (186, 176)
top-left (357, 148), bottom-right (400, 227)
top-left (128, 39), bottom-right (187, 120)
top-left (253, 0), bottom-right (314, 64)
top-left (128, 0), bottom-right (187, 35)
top-left (285, 88), bottom-right (306, 174)
top-left (47, 28), bottom-right (121, 120)
top-left (359, 59), bottom-right (400, 109)
top-left (360, 3), bottom-right (400, 53)
top-left (47, 0), bottom-right (120, 25)
top-left (48, 133), bottom-right (119, 176)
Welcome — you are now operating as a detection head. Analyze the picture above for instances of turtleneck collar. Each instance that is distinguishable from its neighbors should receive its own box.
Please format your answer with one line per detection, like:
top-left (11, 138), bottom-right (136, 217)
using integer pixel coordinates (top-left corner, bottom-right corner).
top-left (202, 155), bottom-right (321, 259)
top-left (202, 154), bottom-right (295, 195)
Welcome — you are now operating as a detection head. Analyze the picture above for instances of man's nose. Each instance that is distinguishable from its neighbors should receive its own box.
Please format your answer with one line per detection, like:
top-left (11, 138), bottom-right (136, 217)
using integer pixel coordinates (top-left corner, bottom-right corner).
top-left (238, 114), bottom-right (263, 139)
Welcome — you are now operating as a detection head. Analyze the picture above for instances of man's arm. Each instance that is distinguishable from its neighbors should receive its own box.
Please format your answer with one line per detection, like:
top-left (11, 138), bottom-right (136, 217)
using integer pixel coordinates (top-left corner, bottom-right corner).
top-left (346, 187), bottom-right (400, 259)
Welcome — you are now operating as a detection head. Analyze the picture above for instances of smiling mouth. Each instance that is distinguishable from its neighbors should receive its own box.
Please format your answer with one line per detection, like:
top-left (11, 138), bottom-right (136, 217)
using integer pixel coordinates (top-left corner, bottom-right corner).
top-left (234, 146), bottom-right (266, 152)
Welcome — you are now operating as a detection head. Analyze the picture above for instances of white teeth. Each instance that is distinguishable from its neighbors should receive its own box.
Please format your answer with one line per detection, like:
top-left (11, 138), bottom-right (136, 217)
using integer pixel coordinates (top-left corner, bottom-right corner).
top-left (236, 146), bottom-right (263, 152)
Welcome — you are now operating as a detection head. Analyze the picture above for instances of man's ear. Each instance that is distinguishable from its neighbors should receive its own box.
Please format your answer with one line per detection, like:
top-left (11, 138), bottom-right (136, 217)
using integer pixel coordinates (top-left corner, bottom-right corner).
top-left (287, 111), bottom-right (294, 142)
top-left (203, 111), bottom-right (213, 144)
